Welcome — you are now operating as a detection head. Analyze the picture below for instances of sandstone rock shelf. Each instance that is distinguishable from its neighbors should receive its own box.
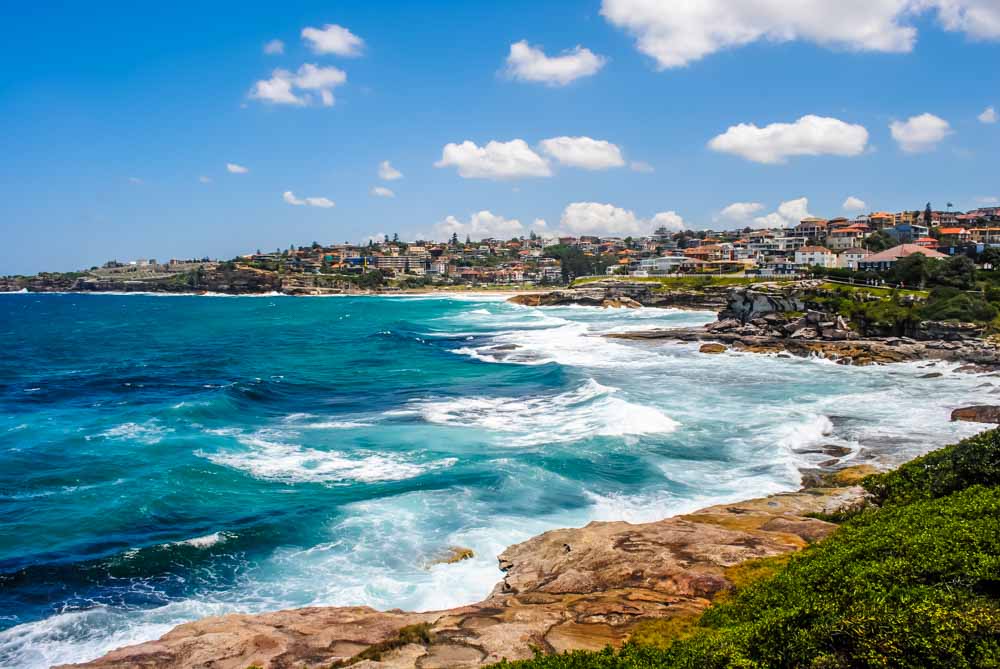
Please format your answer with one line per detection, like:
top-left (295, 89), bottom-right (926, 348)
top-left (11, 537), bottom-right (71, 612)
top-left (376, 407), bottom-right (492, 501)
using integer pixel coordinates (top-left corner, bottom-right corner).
top-left (62, 480), bottom-right (870, 669)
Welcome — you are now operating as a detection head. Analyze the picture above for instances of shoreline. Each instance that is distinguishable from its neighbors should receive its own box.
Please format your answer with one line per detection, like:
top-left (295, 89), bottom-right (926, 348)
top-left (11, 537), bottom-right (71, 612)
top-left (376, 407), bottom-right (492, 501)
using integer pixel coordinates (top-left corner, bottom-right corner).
top-left (61, 412), bottom-right (990, 669)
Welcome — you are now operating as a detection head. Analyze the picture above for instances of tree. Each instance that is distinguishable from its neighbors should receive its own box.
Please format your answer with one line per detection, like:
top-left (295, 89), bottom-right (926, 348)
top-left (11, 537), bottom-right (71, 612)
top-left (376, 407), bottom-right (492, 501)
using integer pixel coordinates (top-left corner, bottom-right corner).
top-left (934, 255), bottom-right (976, 290)
top-left (864, 231), bottom-right (895, 253)
top-left (894, 253), bottom-right (936, 287)
top-left (465, 234), bottom-right (471, 245)
top-left (450, 232), bottom-right (459, 246)
top-left (924, 202), bottom-right (933, 227)
top-left (393, 233), bottom-right (399, 243)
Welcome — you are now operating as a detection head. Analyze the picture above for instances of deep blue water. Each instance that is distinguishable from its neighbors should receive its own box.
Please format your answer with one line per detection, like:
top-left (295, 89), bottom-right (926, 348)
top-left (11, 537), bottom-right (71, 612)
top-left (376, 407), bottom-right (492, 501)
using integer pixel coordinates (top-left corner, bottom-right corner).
top-left (0, 293), bottom-right (990, 668)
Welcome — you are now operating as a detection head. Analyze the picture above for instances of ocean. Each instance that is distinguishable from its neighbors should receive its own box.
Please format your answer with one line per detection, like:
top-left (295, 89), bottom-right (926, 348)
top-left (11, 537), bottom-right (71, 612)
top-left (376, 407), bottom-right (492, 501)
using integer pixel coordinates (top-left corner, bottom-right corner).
top-left (0, 293), bottom-right (991, 668)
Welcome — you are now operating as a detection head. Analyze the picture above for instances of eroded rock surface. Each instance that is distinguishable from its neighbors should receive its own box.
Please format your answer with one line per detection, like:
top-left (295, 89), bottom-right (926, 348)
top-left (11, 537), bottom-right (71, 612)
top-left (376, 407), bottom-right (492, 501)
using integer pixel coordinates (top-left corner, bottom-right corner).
top-left (64, 484), bottom-right (868, 669)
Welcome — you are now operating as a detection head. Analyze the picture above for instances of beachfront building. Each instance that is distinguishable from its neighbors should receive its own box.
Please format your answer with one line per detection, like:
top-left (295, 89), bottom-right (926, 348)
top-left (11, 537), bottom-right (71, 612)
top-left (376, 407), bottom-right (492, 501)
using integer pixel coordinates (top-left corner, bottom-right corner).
top-left (837, 248), bottom-right (871, 270)
top-left (857, 244), bottom-right (949, 272)
top-left (794, 245), bottom-right (837, 268)
top-left (635, 255), bottom-right (687, 275)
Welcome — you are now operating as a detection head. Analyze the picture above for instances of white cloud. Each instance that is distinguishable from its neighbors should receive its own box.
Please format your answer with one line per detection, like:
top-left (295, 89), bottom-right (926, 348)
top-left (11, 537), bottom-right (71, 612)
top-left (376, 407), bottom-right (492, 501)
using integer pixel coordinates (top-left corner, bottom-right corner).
top-left (226, 163), bottom-right (249, 174)
top-left (976, 195), bottom-right (999, 205)
top-left (504, 40), bottom-right (606, 86)
top-left (599, 0), bottom-right (1000, 69)
top-left (560, 202), bottom-right (688, 236)
top-left (435, 139), bottom-right (552, 180)
top-left (889, 113), bottom-right (952, 152)
top-left (560, 202), bottom-right (642, 235)
top-left (539, 136), bottom-right (625, 170)
top-left (128, 176), bottom-right (143, 184)
top-left (371, 186), bottom-right (395, 198)
top-left (630, 161), bottom-right (655, 173)
top-left (283, 191), bottom-right (335, 208)
top-left (843, 196), bottom-right (867, 211)
top-left (979, 106), bottom-right (998, 124)
top-left (752, 197), bottom-right (813, 229)
top-left (650, 211), bottom-right (686, 232)
top-left (249, 64), bottom-right (346, 107)
top-left (301, 24), bottom-right (364, 57)
top-left (199, 175), bottom-right (212, 184)
top-left (435, 211), bottom-right (525, 240)
top-left (249, 70), bottom-right (305, 105)
top-left (378, 160), bottom-right (403, 181)
top-left (708, 115), bottom-right (869, 164)
top-left (263, 39), bottom-right (285, 55)
top-left (532, 218), bottom-right (548, 230)
top-left (932, 0), bottom-right (1000, 40)
top-left (718, 202), bottom-right (765, 223)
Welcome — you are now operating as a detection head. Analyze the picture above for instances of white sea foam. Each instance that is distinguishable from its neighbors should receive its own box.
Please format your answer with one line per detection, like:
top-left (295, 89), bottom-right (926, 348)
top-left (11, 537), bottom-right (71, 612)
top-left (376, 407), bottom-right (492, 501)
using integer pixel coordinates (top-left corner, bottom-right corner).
top-left (90, 420), bottom-right (171, 445)
top-left (196, 431), bottom-right (454, 484)
top-left (396, 379), bottom-right (678, 447)
top-left (173, 532), bottom-right (230, 549)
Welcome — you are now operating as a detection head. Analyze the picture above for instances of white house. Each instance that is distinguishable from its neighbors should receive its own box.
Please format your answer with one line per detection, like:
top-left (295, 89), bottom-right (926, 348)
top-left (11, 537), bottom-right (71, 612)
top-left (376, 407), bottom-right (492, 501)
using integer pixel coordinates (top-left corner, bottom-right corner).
top-left (794, 245), bottom-right (837, 268)
top-left (837, 247), bottom-right (871, 270)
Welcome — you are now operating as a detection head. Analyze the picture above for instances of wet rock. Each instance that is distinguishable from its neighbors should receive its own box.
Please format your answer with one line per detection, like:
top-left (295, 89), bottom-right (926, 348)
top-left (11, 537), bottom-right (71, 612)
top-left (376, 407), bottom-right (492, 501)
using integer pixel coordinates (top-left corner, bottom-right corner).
top-left (920, 372), bottom-right (944, 379)
top-left (951, 405), bottom-right (1000, 424)
top-left (699, 343), bottom-right (727, 354)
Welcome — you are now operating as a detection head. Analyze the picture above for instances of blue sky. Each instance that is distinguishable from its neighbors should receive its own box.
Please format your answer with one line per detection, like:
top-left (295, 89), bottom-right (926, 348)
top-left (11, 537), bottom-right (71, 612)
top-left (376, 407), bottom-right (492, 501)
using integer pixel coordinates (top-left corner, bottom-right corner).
top-left (1, 0), bottom-right (999, 274)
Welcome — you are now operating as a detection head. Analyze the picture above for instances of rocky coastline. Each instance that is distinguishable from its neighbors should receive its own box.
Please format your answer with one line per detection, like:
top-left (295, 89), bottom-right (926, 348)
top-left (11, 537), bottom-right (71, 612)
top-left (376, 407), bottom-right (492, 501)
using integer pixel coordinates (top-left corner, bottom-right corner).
top-left (510, 279), bottom-right (1000, 368)
top-left (63, 469), bottom-right (874, 669)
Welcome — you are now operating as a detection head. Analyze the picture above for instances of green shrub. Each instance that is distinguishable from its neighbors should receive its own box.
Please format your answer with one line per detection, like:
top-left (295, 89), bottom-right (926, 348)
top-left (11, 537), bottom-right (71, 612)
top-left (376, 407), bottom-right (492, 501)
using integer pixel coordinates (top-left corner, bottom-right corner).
top-left (863, 427), bottom-right (1000, 506)
top-left (920, 287), bottom-right (998, 323)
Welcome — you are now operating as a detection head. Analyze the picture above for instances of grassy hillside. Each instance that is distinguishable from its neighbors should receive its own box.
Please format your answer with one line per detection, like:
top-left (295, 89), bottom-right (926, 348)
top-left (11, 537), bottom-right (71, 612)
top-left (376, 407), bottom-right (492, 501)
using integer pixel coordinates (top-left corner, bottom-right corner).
top-left (492, 429), bottom-right (1000, 669)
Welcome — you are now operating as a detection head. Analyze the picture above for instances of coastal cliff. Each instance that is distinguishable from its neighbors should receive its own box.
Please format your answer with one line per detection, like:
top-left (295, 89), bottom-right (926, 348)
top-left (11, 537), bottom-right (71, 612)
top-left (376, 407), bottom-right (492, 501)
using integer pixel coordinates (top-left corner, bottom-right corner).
top-left (62, 478), bottom-right (869, 669)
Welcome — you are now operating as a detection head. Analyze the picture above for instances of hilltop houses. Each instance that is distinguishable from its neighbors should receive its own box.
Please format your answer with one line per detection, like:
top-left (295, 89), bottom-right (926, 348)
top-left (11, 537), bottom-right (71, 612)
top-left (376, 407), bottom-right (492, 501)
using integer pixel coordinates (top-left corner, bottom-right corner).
top-left (105, 203), bottom-right (998, 289)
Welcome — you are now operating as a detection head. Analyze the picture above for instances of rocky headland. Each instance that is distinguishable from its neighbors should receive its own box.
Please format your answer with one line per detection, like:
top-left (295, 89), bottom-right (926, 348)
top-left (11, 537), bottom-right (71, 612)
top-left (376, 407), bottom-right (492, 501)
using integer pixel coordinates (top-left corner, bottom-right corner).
top-left (62, 472), bottom-right (871, 669)
top-left (513, 279), bottom-right (1000, 367)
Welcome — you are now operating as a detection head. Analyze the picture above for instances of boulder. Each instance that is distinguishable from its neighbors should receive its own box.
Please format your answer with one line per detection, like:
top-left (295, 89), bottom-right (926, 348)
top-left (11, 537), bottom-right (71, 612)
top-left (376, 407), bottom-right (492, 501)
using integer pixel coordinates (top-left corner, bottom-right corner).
top-left (700, 343), bottom-right (727, 354)
top-left (951, 405), bottom-right (1000, 423)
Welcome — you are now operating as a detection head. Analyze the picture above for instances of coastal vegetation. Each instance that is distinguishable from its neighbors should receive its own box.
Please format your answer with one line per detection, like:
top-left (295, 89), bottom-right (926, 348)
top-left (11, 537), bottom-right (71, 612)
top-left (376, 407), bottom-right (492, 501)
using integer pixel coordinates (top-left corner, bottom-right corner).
top-left (491, 429), bottom-right (1000, 669)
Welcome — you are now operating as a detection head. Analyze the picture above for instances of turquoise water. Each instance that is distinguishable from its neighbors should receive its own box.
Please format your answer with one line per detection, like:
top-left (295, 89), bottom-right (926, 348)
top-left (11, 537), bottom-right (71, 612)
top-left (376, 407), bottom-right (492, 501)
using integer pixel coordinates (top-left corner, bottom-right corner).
top-left (0, 293), bottom-right (991, 668)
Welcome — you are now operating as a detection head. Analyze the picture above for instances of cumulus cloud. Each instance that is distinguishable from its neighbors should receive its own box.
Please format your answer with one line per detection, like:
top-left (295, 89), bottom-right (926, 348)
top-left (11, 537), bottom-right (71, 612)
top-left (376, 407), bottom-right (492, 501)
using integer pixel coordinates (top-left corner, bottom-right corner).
top-left (263, 39), bottom-right (285, 55)
top-left (979, 106), bottom-right (998, 124)
top-left (599, 0), bottom-right (1000, 69)
top-left (249, 64), bottom-right (347, 107)
top-left (630, 161), bottom-right (655, 173)
top-left (370, 186), bottom-right (395, 198)
top-left (505, 40), bottom-right (606, 86)
top-left (283, 191), bottom-right (335, 208)
top-left (932, 0), bottom-right (1000, 40)
top-left (843, 196), bottom-right (867, 211)
top-left (708, 115), bottom-right (869, 164)
top-left (226, 163), bottom-right (249, 174)
top-left (301, 24), bottom-right (364, 57)
top-left (378, 160), bottom-right (403, 181)
top-left (435, 211), bottom-right (525, 240)
top-left (435, 139), bottom-right (552, 180)
top-left (650, 211), bottom-right (686, 232)
top-left (560, 202), bottom-right (686, 236)
top-left (539, 136), bottom-right (625, 170)
top-left (890, 113), bottom-right (952, 152)
top-left (718, 202), bottom-right (765, 223)
top-left (752, 197), bottom-right (813, 229)
top-left (561, 202), bottom-right (643, 235)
